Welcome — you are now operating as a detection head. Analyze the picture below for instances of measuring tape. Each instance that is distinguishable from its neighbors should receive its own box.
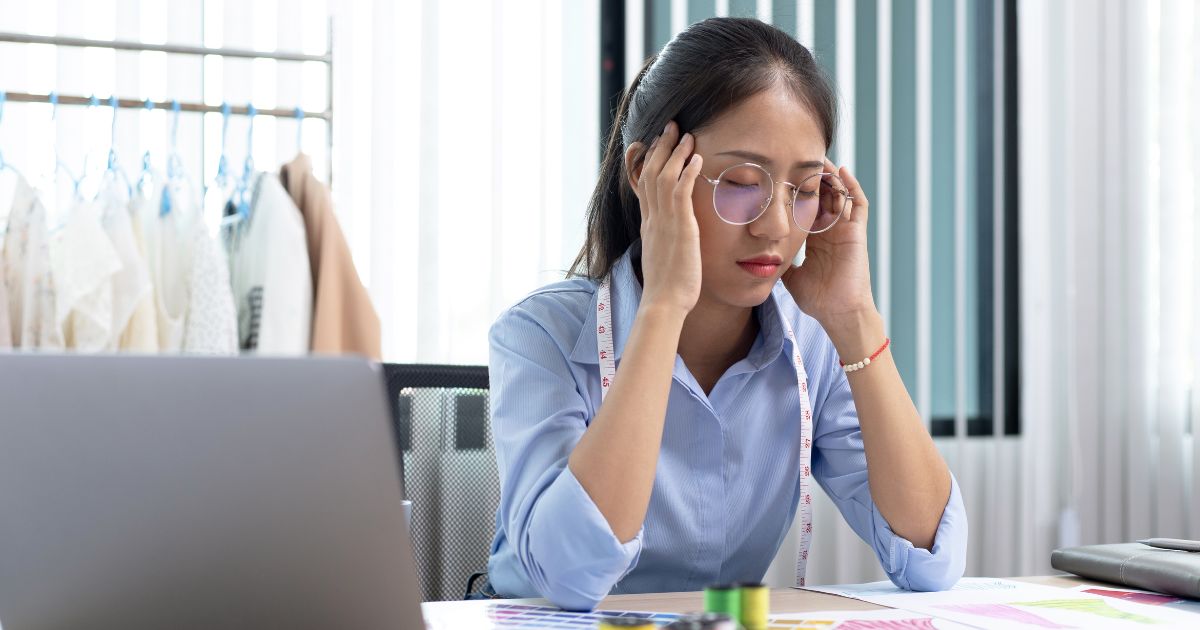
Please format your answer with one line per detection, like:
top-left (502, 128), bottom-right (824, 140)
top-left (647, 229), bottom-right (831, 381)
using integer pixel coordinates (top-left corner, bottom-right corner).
top-left (595, 276), bottom-right (815, 586)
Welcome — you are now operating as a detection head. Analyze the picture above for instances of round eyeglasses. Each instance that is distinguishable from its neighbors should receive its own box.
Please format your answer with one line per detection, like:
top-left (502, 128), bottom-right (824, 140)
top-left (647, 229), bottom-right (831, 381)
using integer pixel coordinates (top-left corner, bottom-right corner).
top-left (698, 162), bottom-right (853, 234)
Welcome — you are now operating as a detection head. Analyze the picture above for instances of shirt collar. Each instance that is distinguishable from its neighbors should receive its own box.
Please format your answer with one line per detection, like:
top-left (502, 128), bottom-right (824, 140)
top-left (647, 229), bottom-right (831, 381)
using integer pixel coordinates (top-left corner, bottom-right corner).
top-left (569, 249), bottom-right (792, 370)
top-left (569, 251), bottom-right (642, 365)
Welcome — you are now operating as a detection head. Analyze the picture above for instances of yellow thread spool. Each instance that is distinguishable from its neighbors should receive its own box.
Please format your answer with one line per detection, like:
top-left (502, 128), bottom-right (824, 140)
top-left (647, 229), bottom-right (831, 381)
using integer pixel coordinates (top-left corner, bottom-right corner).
top-left (738, 582), bottom-right (769, 630)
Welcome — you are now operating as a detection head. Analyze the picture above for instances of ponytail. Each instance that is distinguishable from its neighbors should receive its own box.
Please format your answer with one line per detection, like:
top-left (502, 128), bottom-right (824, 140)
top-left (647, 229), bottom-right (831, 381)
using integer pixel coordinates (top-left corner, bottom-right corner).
top-left (570, 56), bottom-right (657, 280)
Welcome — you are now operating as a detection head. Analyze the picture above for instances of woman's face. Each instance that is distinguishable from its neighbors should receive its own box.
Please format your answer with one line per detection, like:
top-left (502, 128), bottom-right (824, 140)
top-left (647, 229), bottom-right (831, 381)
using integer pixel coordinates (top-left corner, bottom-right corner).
top-left (689, 86), bottom-right (827, 310)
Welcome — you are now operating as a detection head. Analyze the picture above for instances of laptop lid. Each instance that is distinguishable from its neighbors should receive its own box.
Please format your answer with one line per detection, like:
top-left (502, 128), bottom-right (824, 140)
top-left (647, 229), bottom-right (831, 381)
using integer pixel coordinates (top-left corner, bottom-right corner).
top-left (0, 354), bottom-right (424, 630)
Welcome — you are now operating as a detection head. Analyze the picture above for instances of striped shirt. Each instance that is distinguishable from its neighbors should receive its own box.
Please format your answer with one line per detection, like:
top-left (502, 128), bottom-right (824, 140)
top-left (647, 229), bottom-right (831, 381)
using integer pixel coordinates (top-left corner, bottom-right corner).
top-left (486, 251), bottom-right (967, 611)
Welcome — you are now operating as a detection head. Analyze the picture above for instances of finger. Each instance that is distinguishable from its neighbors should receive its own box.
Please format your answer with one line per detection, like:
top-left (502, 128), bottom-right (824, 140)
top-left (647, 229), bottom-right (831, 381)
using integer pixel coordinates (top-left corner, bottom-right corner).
top-left (673, 152), bottom-right (704, 211)
top-left (839, 164), bottom-right (869, 224)
top-left (657, 132), bottom-right (695, 210)
top-left (643, 121), bottom-right (680, 211)
top-left (823, 157), bottom-right (849, 221)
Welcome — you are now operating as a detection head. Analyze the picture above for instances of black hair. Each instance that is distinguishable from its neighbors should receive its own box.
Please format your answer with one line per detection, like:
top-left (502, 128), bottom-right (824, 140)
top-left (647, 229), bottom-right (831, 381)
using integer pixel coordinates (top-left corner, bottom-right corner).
top-left (570, 17), bottom-right (838, 280)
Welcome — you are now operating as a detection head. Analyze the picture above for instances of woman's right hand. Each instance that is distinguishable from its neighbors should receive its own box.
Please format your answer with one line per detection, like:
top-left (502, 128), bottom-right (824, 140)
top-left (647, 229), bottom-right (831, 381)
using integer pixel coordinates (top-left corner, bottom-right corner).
top-left (632, 120), bottom-right (705, 318)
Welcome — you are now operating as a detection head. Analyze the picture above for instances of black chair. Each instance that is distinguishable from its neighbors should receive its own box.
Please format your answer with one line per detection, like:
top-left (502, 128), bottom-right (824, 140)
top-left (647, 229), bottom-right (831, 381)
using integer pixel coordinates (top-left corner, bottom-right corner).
top-left (380, 364), bottom-right (497, 602)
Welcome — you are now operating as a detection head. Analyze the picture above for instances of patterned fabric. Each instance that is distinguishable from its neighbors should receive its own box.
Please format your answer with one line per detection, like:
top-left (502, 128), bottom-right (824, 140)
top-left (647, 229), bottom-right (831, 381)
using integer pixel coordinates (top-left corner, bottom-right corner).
top-left (3, 176), bottom-right (62, 350)
top-left (182, 219), bottom-right (237, 355)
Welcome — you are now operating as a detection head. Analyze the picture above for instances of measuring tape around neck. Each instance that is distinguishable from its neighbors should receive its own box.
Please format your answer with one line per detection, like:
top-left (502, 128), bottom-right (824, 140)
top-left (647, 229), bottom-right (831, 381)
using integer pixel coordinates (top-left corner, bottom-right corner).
top-left (595, 275), bottom-right (816, 586)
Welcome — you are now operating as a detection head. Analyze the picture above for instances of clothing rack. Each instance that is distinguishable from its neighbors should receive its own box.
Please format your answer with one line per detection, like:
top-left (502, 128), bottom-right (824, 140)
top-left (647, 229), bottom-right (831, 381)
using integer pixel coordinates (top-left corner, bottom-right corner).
top-left (0, 24), bottom-right (334, 179)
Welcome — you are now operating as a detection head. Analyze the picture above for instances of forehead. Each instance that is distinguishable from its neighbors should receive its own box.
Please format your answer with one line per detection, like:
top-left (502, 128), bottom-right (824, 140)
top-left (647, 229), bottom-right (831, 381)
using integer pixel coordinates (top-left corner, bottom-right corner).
top-left (693, 86), bottom-right (826, 165)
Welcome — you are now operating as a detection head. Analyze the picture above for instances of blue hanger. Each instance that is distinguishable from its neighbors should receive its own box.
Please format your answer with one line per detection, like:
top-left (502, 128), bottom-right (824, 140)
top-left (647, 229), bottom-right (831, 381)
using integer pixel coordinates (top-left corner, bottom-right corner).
top-left (160, 99), bottom-right (182, 216)
top-left (104, 95), bottom-right (132, 198)
top-left (49, 92), bottom-right (81, 198)
top-left (234, 103), bottom-right (257, 219)
top-left (294, 106), bottom-right (304, 155)
top-left (137, 99), bottom-right (155, 195)
top-left (217, 102), bottom-right (232, 189)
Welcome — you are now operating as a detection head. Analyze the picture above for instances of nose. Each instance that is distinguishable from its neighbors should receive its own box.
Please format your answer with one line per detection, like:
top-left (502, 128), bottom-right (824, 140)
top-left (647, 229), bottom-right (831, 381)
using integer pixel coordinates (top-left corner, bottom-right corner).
top-left (748, 182), bottom-right (793, 241)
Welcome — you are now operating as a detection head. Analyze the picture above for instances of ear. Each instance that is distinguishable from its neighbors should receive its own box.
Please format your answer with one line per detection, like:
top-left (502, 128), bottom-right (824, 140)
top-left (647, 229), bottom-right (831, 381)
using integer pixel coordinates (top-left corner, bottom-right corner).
top-left (624, 142), bottom-right (647, 192)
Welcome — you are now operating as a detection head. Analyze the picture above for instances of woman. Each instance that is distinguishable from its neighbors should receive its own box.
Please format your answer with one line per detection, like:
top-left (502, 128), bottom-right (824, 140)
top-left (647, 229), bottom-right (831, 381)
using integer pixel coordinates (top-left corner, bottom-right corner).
top-left (486, 17), bottom-right (966, 610)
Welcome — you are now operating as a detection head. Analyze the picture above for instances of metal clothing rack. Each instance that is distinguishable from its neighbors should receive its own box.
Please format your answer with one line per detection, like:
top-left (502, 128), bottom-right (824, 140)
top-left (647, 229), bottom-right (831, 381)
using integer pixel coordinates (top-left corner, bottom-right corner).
top-left (0, 24), bottom-right (334, 180)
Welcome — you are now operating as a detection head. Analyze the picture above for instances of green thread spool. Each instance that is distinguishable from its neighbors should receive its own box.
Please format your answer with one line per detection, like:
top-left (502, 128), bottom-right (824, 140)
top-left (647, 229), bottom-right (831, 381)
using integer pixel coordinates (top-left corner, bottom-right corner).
top-left (703, 584), bottom-right (740, 621)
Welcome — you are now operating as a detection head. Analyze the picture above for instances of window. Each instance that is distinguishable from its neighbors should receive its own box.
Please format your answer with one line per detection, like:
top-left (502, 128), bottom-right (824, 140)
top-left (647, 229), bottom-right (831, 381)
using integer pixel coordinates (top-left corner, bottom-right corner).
top-left (610, 0), bottom-right (1020, 437)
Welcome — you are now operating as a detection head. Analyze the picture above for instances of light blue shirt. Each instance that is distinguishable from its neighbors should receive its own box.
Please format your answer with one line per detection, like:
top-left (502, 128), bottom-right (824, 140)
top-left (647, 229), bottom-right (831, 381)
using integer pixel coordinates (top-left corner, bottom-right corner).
top-left (487, 251), bottom-right (967, 611)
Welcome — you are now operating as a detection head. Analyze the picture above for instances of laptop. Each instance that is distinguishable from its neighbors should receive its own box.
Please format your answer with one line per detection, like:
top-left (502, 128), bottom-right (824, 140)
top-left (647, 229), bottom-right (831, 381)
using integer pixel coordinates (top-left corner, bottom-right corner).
top-left (0, 354), bottom-right (425, 630)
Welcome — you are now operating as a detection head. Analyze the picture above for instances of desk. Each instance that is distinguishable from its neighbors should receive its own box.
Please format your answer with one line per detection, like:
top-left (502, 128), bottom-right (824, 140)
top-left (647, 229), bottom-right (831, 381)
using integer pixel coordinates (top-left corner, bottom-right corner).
top-left (422, 575), bottom-right (1103, 620)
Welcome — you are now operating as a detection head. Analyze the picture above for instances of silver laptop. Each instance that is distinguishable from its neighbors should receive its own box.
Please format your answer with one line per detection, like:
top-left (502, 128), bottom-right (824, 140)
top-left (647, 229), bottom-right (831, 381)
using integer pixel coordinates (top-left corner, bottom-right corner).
top-left (0, 354), bottom-right (425, 630)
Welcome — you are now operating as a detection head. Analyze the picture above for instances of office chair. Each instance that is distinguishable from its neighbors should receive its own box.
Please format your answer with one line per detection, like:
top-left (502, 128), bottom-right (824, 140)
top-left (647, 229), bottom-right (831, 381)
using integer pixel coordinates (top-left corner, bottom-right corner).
top-left (381, 364), bottom-right (498, 602)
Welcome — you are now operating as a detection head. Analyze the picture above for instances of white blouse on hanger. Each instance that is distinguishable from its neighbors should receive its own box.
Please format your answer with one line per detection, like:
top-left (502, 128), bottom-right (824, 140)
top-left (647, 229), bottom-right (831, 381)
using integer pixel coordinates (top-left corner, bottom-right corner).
top-left (99, 180), bottom-right (152, 350)
top-left (49, 190), bottom-right (123, 351)
top-left (4, 175), bottom-right (63, 350)
top-left (119, 184), bottom-right (160, 352)
top-left (182, 209), bottom-right (238, 355)
top-left (224, 173), bottom-right (312, 355)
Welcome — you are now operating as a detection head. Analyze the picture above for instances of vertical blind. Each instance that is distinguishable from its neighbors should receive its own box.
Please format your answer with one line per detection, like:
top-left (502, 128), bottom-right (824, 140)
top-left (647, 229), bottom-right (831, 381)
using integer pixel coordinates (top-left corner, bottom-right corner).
top-left (629, 0), bottom-right (1017, 442)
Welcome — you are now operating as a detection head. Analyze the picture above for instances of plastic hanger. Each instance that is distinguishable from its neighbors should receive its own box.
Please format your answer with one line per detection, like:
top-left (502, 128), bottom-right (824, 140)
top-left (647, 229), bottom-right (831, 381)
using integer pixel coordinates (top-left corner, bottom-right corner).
top-left (160, 99), bottom-right (183, 216)
top-left (136, 99), bottom-right (155, 197)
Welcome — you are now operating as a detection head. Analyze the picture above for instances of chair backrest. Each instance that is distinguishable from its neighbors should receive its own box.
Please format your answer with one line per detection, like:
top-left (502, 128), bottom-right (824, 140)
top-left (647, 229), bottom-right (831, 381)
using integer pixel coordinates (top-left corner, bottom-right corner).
top-left (381, 364), bottom-right (497, 602)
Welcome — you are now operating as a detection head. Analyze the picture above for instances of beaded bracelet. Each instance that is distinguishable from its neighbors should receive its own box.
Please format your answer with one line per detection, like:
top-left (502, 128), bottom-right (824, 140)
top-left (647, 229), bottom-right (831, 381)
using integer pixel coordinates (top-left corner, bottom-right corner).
top-left (840, 338), bottom-right (890, 373)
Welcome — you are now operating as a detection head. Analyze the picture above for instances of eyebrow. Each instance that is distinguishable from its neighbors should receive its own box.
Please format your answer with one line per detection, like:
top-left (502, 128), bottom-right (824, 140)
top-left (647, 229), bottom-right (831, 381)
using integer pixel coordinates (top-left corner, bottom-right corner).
top-left (714, 150), bottom-right (825, 170)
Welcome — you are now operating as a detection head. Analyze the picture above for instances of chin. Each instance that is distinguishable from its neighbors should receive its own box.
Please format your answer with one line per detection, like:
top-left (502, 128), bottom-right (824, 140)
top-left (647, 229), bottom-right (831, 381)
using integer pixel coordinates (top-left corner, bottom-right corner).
top-left (721, 282), bottom-right (777, 309)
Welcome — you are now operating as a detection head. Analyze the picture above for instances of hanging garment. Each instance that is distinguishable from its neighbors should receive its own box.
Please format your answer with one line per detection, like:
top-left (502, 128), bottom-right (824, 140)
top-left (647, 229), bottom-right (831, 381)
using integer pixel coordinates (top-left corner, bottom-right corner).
top-left (119, 182), bottom-right (160, 352)
top-left (182, 214), bottom-right (238, 355)
top-left (99, 179), bottom-right (151, 350)
top-left (141, 180), bottom-right (194, 352)
top-left (280, 153), bottom-right (381, 359)
top-left (4, 176), bottom-right (63, 350)
top-left (0, 171), bottom-right (12, 349)
top-left (224, 173), bottom-right (312, 355)
top-left (49, 190), bottom-right (124, 351)
top-left (0, 257), bottom-right (10, 349)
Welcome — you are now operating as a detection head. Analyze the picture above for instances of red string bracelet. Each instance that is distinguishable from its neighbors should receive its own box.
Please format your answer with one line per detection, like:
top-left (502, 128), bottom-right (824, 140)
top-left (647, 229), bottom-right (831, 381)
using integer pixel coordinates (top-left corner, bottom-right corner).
top-left (840, 337), bottom-right (890, 373)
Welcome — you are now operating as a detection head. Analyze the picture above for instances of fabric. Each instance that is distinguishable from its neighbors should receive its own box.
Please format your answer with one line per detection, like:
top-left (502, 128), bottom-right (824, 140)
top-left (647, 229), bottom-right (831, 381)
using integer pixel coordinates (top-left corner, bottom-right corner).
top-left (486, 251), bottom-right (968, 611)
top-left (98, 180), bottom-right (151, 350)
top-left (0, 243), bottom-right (9, 349)
top-left (118, 183), bottom-right (160, 352)
top-left (139, 181), bottom-right (193, 352)
top-left (182, 217), bottom-right (237, 355)
top-left (280, 153), bottom-right (380, 359)
top-left (223, 173), bottom-right (312, 355)
top-left (49, 195), bottom-right (122, 351)
top-left (4, 176), bottom-right (63, 350)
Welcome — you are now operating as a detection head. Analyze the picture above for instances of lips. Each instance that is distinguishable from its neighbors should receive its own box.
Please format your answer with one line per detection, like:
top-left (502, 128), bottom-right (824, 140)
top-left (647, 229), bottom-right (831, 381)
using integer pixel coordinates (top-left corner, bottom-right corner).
top-left (737, 255), bottom-right (783, 278)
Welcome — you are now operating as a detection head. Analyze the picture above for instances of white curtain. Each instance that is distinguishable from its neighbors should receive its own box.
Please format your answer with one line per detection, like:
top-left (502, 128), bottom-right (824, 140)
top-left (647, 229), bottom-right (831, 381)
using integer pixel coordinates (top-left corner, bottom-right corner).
top-left (1017, 0), bottom-right (1199, 575)
top-left (329, 0), bottom-right (599, 364)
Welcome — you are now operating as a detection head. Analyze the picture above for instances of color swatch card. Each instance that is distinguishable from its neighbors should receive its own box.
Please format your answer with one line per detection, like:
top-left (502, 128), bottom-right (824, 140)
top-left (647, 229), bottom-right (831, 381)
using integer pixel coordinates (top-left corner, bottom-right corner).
top-left (803, 578), bottom-right (1200, 629)
top-left (1067, 585), bottom-right (1200, 616)
top-left (422, 602), bottom-right (681, 629)
top-left (767, 608), bottom-right (975, 629)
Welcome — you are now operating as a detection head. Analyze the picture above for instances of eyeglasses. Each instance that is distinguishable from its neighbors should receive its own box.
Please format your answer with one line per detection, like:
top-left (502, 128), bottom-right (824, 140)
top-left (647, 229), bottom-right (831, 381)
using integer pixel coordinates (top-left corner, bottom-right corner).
top-left (697, 162), bottom-right (852, 233)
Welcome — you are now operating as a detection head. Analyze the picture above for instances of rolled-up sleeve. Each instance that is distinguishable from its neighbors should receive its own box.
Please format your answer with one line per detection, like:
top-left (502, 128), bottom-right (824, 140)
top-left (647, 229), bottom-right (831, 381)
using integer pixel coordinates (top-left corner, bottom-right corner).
top-left (811, 360), bottom-right (968, 592)
top-left (488, 304), bottom-right (642, 611)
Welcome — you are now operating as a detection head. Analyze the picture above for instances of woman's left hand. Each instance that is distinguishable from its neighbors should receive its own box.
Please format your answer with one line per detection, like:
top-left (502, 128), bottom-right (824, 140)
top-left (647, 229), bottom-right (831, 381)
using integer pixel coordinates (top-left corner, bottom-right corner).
top-left (781, 159), bottom-right (877, 327)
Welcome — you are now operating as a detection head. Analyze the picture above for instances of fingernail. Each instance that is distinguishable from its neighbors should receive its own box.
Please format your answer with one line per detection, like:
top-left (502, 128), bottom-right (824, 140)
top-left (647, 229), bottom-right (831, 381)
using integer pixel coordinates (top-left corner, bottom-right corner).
top-left (664, 121), bottom-right (673, 134)
top-left (650, 136), bottom-right (660, 148)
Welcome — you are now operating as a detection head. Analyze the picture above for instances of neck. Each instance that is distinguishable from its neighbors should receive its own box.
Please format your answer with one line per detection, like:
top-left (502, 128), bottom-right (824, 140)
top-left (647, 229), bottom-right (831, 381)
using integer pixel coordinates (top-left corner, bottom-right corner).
top-left (677, 293), bottom-right (759, 393)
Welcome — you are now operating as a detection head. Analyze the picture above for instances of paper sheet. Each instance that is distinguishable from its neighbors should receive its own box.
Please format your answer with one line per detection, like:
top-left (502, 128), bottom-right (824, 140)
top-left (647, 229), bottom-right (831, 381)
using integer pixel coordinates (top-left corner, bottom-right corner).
top-left (803, 578), bottom-right (1200, 629)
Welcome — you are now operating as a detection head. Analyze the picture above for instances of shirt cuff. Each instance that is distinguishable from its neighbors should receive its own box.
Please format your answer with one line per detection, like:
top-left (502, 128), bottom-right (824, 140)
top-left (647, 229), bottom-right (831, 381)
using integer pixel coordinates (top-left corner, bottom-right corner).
top-left (523, 465), bottom-right (644, 610)
top-left (872, 474), bottom-right (968, 591)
